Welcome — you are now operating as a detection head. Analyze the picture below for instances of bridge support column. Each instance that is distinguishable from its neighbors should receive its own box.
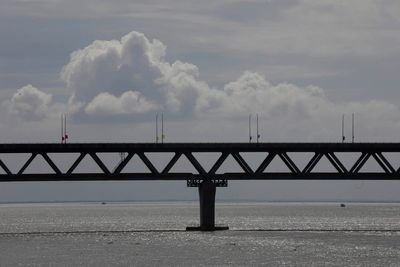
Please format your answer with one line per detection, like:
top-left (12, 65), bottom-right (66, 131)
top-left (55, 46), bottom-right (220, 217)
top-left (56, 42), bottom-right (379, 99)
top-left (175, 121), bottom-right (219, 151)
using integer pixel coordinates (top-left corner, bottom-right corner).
top-left (199, 180), bottom-right (216, 229)
top-left (186, 180), bottom-right (229, 231)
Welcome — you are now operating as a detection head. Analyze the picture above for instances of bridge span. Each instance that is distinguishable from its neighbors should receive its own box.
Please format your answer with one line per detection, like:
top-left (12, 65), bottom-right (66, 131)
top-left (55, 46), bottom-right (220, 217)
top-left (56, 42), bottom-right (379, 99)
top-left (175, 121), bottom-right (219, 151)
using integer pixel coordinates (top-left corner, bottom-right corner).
top-left (1, 142), bottom-right (400, 230)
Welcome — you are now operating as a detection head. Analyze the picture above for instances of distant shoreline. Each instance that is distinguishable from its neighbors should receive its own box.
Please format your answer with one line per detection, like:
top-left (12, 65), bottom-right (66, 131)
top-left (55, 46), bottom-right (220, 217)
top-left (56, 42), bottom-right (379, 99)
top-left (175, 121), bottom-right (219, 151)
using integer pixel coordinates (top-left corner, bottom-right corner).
top-left (1, 200), bottom-right (399, 205)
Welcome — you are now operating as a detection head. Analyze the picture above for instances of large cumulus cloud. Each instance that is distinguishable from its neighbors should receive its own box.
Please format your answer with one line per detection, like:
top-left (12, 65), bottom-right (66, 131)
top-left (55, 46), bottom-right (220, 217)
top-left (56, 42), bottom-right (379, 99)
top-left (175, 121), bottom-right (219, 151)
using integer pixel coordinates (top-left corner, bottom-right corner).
top-left (61, 31), bottom-right (210, 117)
top-left (196, 71), bottom-right (329, 117)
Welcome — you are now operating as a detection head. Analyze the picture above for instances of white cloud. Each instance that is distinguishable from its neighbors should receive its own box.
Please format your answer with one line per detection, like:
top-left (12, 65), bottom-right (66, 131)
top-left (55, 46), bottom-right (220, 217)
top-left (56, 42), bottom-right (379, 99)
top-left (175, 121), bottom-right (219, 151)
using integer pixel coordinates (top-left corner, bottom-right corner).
top-left (196, 71), bottom-right (400, 133)
top-left (84, 90), bottom-right (158, 115)
top-left (61, 31), bottom-right (212, 116)
top-left (6, 84), bottom-right (52, 121)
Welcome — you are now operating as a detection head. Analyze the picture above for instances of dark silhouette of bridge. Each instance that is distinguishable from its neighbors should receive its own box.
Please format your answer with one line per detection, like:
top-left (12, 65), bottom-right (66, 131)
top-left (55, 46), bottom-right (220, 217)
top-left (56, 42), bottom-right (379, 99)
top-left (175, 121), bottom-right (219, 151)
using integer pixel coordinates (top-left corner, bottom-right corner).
top-left (1, 142), bottom-right (400, 230)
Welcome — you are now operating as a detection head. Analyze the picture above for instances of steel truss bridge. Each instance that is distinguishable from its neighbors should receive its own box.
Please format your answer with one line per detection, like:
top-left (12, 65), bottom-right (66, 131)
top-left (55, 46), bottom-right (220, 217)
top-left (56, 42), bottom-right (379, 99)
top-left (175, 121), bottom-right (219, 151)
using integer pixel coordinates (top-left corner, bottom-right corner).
top-left (1, 142), bottom-right (400, 230)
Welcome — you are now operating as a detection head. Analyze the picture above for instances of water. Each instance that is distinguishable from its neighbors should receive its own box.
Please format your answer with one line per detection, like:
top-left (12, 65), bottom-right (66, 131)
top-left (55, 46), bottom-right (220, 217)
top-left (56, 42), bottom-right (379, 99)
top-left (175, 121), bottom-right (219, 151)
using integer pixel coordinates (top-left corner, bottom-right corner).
top-left (1, 202), bottom-right (400, 266)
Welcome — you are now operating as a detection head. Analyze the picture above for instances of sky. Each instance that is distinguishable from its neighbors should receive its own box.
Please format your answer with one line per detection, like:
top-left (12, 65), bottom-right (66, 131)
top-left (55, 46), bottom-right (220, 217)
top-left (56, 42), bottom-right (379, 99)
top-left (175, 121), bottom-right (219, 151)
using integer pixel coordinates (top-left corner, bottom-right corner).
top-left (1, 0), bottom-right (400, 202)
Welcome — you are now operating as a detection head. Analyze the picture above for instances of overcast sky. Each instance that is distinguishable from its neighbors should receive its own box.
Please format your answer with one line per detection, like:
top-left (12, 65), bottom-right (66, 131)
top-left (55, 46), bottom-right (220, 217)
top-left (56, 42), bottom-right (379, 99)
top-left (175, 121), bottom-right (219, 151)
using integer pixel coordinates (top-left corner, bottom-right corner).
top-left (1, 0), bottom-right (400, 202)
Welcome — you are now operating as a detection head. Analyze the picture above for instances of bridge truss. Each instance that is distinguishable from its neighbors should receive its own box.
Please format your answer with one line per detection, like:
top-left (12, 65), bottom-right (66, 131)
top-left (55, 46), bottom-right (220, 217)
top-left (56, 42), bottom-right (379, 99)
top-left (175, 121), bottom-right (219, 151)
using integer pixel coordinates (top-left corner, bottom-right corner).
top-left (1, 143), bottom-right (400, 183)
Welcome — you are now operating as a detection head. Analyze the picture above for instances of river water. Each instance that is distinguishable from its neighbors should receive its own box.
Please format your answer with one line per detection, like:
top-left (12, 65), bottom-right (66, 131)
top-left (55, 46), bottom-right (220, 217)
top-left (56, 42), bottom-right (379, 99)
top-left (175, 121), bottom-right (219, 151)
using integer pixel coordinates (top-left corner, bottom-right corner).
top-left (1, 202), bottom-right (400, 266)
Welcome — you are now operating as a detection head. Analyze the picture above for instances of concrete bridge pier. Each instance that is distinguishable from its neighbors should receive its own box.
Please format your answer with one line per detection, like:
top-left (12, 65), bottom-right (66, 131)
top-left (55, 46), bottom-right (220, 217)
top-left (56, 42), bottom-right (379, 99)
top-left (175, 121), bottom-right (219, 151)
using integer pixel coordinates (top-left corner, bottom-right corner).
top-left (186, 180), bottom-right (229, 231)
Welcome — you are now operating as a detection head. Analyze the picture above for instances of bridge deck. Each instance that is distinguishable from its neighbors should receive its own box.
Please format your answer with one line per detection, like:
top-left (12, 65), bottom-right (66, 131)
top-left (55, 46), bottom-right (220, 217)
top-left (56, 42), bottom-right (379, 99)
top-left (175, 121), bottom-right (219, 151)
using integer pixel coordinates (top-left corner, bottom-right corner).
top-left (1, 142), bottom-right (400, 152)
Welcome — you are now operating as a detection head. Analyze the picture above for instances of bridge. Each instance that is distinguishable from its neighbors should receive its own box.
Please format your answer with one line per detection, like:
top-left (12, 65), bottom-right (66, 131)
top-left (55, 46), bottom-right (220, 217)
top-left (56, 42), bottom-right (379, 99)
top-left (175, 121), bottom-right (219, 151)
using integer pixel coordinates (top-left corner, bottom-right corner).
top-left (1, 142), bottom-right (400, 230)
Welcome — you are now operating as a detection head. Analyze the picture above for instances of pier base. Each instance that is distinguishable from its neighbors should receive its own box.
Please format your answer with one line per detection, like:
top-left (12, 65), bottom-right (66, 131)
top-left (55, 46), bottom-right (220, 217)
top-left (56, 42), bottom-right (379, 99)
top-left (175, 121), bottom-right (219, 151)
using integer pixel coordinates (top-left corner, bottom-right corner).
top-left (186, 180), bottom-right (229, 231)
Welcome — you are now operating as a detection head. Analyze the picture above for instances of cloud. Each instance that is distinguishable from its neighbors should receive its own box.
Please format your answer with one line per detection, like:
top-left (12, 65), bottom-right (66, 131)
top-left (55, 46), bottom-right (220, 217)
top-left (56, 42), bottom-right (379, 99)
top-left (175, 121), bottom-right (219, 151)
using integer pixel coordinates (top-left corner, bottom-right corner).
top-left (6, 84), bottom-right (53, 121)
top-left (61, 31), bottom-right (215, 117)
top-left (84, 90), bottom-right (158, 115)
top-left (62, 30), bottom-right (335, 119)
top-left (196, 71), bottom-right (400, 133)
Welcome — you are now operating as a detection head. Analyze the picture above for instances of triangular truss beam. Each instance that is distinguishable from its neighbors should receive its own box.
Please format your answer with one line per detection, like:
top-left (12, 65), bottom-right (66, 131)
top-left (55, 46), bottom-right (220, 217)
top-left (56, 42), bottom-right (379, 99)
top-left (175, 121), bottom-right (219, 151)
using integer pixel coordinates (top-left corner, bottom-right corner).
top-left (1, 144), bottom-right (400, 181)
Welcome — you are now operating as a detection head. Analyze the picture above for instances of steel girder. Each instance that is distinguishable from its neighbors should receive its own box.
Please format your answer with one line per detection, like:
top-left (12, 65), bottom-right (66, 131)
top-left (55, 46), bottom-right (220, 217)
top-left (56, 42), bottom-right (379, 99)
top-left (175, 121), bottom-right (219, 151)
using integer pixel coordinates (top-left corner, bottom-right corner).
top-left (1, 143), bottom-right (400, 183)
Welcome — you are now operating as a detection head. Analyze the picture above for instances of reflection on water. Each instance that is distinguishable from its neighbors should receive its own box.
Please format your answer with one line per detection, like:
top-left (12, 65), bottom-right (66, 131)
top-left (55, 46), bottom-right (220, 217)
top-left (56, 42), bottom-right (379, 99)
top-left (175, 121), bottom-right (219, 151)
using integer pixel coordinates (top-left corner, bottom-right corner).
top-left (1, 202), bottom-right (400, 266)
top-left (0, 202), bottom-right (400, 233)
